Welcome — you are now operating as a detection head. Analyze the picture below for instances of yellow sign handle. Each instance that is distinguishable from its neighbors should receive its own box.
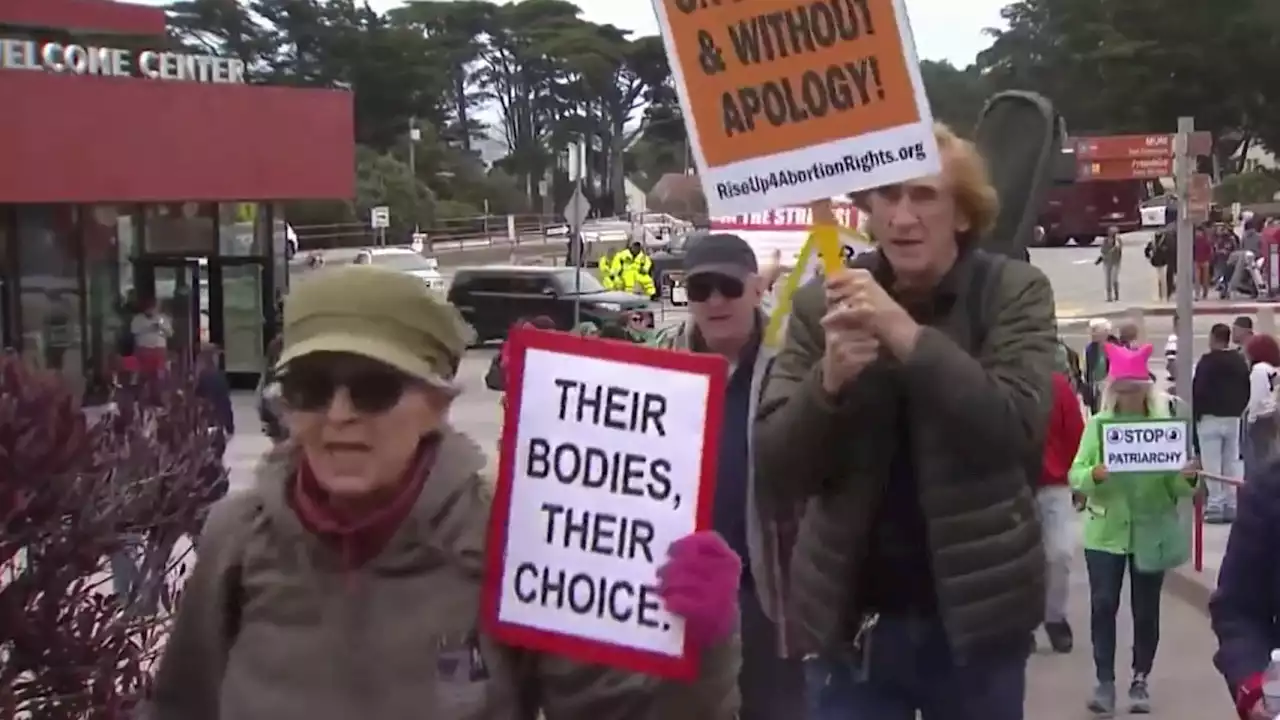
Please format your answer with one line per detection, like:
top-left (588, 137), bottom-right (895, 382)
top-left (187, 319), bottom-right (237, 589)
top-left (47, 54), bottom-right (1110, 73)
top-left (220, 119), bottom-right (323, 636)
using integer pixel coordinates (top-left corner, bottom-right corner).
top-left (810, 200), bottom-right (844, 275)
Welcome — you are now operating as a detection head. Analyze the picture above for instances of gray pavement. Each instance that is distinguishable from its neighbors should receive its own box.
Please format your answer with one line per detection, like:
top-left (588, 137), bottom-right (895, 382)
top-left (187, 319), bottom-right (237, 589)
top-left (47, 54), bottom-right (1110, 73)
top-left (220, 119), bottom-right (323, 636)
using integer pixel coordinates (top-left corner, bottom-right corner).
top-left (1028, 231), bottom-right (1161, 321)
top-left (1030, 539), bottom-right (1230, 720)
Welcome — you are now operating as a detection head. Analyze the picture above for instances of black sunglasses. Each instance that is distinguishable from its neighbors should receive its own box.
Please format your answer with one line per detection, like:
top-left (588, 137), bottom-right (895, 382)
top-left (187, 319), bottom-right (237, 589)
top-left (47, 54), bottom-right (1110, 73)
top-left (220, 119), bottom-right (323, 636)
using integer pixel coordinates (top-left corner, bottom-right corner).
top-left (279, 360), bottom-right (414, 415)
top-left (685, 275), bottom-right (745, 303)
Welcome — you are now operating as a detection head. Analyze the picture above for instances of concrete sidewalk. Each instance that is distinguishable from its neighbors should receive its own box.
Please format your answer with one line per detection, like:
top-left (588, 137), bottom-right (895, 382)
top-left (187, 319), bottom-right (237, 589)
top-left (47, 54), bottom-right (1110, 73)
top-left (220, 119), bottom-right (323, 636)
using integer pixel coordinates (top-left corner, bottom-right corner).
top-left (1028, 549), bottom-right (1229, 719)
top-left (1166, 518), bottom-right (1229, 612)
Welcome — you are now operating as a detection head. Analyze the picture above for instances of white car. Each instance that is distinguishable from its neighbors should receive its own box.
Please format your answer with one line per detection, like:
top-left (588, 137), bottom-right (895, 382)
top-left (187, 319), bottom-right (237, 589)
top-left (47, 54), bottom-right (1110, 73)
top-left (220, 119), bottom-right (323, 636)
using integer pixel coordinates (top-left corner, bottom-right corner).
top-left (362, 247), bottom-right (445, 291)
top-left (1141, 195), bottom-right (1174, 227)
top-left (292, 246), bottom-right (445, 291)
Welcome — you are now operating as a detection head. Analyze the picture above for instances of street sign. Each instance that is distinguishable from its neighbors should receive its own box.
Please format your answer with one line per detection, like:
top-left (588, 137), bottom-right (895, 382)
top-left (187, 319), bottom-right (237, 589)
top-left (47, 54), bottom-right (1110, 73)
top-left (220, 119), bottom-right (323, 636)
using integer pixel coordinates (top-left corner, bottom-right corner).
top-left (1074, 132), bottom-right (1212, 160)
top-left (1188, 173), bottom-right (1212, 223)
top-left (1187, 131), bottom-right (1213, 157)
top-left (1076, 157), bottom-right (1172, 181)
top-left (562, 185), bottom-right (589, 231)
top-left (371, 206), bottom-right (390, 229)
top-left (1075, 134), bottom-right (1173, 160)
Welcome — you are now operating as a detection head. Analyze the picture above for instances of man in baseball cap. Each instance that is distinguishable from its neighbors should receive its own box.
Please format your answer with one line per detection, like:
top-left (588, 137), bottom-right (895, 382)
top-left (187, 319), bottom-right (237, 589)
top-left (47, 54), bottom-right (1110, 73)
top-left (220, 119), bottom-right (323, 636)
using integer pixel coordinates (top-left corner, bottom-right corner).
top-left (678, 233), bottom-right (764, 349)
top-left (651, 231), bottom-right (804, 719)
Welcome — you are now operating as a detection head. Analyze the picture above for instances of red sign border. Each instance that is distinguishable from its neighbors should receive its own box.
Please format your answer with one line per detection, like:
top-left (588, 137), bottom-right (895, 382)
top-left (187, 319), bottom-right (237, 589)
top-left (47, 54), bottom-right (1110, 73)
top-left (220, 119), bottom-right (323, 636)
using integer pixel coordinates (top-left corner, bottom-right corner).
top-left (481, 326), bottom-right (728, 680)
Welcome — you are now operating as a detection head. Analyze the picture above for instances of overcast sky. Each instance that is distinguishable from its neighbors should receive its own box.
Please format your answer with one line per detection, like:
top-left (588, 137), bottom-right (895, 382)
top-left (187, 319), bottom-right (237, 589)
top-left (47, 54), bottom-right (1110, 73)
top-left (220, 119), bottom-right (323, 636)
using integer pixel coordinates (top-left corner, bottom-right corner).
top-left (139, 0), bottom-right (1002, 67)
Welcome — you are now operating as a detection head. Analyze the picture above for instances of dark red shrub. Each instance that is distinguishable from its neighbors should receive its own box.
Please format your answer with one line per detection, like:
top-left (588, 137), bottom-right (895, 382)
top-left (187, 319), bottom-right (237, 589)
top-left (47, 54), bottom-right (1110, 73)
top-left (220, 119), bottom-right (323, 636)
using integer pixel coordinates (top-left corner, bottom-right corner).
top-left (0, 356), bottom-right (227, 719)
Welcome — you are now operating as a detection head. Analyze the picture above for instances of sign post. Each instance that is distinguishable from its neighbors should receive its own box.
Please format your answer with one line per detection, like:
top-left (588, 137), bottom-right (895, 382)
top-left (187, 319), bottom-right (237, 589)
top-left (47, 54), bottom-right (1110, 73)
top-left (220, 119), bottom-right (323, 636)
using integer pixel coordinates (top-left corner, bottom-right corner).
top-left (563, 143), bottom-right (590, 327)
top-left (1174, 118), bottom-right (1202, 420)
top-left (371, 205), bottom-right (390, 246)
top-left (1187, 173), bottom-right (1212, 224)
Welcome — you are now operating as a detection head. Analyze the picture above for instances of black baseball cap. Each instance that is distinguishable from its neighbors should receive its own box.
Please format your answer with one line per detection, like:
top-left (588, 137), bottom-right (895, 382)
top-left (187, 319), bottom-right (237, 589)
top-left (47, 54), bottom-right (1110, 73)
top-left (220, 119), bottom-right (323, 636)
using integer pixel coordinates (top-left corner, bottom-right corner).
top-left (682, 233), bottom-right (758, 279)
top-left (1234, 316), bottom-right (1253, 331)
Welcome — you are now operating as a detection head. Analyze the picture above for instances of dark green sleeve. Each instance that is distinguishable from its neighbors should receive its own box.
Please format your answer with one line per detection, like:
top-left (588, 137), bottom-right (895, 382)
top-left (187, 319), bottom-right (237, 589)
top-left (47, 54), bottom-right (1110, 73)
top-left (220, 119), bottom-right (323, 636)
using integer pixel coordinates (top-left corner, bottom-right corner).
top-left (900, 261), bottom-right (1056, 467)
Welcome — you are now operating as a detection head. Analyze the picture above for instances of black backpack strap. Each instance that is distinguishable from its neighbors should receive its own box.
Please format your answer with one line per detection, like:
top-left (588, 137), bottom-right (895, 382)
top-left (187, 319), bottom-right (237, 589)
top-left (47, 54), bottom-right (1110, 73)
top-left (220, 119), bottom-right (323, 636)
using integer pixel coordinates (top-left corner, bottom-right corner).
top-left (966, 250), bottom-right (1007, 351)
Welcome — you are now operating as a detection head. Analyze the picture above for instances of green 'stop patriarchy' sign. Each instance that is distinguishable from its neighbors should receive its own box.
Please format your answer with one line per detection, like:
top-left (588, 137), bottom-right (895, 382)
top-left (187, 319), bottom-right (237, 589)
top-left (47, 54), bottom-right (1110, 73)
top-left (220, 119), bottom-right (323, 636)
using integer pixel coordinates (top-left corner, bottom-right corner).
top-left (0, 39), bottom-right (245, 84)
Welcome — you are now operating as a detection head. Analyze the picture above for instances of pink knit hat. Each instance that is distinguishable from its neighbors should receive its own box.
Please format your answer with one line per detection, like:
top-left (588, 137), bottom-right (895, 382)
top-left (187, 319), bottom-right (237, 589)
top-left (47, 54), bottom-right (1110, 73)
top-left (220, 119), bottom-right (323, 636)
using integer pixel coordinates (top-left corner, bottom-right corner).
top-left (1105, 342), bottom-right (1153, 383)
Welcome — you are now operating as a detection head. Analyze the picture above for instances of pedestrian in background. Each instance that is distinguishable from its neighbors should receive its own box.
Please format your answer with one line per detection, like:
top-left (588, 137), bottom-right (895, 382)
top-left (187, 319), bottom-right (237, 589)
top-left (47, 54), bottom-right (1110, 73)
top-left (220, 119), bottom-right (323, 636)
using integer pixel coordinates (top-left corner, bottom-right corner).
top-left (1194, 224), bottom-right (1213, 299)
top-left (651, 233), bottom-right (805, 720)
top-left (150, 265), bottom-right (743, 720)
top-left (1232, 316), bottom-right (1255, 350)
top-left (1039, 371), bottom-right (1086, 653)
top-left (1208, 462), bottom-right (1280, 720)
top-left (1083, 319), bottom-right (1117, 414)
top-left (1145, 228), bottom-right (1173, 301)
top-left (756, 123), bottom-right (1056, 720)
top-left (1070, 342), bottom-right (1200, 716)
top-left (1117, 320), bottom-right (1141, 349)
top-left (194, 344), bottom-right (233, 456)
top-left (1193, 323), bottom-right (1250, 523)
top-left (1243, 333), bottom-right (1280, 480)
top-left (1098, 225), bottom-right (1122, 302)
top-left (130, 297), bottom-right (172, 374)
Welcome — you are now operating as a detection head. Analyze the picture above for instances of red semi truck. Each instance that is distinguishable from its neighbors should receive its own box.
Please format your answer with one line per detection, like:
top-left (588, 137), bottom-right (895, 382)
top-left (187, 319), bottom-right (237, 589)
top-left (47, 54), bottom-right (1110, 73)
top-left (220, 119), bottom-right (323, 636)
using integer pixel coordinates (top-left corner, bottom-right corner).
top-left (1036, 179), bottom-right (1158, 247)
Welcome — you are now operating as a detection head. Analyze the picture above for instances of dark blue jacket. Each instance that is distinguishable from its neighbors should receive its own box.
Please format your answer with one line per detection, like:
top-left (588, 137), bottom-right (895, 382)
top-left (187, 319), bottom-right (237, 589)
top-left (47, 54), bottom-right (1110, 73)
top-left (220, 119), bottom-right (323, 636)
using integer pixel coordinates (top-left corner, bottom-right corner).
top-left (196, 369), bottom-right (235, 436)
top-left (1210, 461), bottom-right (1280, 696)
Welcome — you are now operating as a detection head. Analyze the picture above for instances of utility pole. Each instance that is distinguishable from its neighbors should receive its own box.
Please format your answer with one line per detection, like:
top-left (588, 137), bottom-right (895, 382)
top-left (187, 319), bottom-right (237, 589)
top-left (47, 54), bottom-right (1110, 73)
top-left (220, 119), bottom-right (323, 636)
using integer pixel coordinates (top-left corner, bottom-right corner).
top-left (408, 116), bottom-right (419, 177)
top-left (1174, 116), bottom-right (1195, 417)
top-left (408, 117), bottom-right (421, 232)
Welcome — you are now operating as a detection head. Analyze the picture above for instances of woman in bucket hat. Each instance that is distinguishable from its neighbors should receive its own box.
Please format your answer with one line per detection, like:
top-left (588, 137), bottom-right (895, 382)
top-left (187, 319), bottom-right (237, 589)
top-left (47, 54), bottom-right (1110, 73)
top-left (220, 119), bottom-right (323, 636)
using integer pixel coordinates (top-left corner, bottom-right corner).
top-left (1069, 343), bottom-right (1200, 716)
top-left (149, 265), bottom-right (742, 720)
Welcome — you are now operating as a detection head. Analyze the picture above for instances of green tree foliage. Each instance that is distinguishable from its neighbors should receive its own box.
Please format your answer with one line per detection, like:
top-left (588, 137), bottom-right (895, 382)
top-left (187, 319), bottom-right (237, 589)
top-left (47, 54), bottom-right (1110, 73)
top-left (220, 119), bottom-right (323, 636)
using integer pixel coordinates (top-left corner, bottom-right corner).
top-left (170, 0), bottom-right (1280, 226)
top-left (919, 60), bottom-right (991, 136)
top-left (974, 0), bottom-right (1280, 171)
top-left (168, 0), bottom-right (684, 221)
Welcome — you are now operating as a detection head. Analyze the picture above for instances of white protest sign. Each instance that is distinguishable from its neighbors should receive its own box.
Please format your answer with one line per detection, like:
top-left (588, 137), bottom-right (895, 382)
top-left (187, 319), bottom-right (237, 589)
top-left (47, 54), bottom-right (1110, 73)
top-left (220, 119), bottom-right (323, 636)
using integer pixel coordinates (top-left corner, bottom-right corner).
top-left (652, 0), bottom-right (941, 214)
top-left (1101, 419), bottom-right (1189, 474)
top-left (710, 199), bottom-right (870, 269)
top-left (484, 328), bottom-right (728, 679)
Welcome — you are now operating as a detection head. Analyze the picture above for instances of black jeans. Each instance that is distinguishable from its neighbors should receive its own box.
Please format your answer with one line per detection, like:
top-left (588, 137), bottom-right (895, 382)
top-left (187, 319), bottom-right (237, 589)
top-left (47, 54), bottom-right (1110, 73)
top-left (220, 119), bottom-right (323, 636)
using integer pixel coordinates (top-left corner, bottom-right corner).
top-left (805, 615), bottom-right (1030, 720)
top-left (739, 585), bottom-right (805, 720)
top-left (1085, 550), bottom-right (1164, 683)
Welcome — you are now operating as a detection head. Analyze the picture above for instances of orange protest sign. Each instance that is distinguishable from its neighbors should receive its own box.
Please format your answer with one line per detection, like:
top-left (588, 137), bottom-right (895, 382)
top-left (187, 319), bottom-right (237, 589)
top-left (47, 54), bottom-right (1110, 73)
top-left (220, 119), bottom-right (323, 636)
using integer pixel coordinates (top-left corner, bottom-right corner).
top-left (654, 0), bottom-right (939, 215)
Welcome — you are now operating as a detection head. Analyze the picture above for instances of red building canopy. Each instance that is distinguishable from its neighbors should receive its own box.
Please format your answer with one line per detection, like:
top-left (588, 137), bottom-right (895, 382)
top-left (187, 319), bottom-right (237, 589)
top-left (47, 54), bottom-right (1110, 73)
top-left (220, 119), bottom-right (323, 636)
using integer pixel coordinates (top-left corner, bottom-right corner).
top-left (0, 0), bottom-right (355, 204)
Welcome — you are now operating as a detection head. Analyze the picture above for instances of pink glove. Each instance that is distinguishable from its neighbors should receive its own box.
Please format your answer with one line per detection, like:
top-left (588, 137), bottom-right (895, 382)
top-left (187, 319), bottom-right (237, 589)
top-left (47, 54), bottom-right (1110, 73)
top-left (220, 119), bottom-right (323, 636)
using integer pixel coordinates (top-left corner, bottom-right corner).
top-left (656, 531), bottom-right (741, 648)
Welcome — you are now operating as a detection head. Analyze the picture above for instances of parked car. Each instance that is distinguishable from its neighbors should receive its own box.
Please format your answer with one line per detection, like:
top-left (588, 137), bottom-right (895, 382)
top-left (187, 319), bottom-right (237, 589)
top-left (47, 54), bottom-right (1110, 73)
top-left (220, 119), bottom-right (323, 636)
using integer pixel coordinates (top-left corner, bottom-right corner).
top-left (446, 265), bottom-right (654, 344)
top-left (289, 246), bottom-right (446, 291)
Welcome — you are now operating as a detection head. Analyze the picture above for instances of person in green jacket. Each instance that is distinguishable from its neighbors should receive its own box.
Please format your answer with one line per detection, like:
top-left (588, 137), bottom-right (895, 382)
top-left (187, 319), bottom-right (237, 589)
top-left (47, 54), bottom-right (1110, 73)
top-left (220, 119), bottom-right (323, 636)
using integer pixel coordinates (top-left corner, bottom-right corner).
top-left (597, 251), bottom-right (615, 290)
top-left (1069, 341), bottom-right (1201, 717)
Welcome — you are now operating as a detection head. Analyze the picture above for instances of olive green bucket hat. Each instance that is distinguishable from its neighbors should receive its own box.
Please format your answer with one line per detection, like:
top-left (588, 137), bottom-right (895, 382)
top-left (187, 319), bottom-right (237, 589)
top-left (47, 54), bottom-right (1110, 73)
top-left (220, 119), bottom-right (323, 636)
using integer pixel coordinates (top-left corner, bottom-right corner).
top-left (277, 265), bottom-right (468, 389)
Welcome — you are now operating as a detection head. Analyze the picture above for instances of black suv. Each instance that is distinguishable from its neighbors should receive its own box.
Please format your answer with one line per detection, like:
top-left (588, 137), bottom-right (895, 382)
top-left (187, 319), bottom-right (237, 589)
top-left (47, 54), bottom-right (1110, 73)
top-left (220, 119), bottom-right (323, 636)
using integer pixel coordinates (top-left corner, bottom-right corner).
top-left (447, 265), bottom-right (654, 343)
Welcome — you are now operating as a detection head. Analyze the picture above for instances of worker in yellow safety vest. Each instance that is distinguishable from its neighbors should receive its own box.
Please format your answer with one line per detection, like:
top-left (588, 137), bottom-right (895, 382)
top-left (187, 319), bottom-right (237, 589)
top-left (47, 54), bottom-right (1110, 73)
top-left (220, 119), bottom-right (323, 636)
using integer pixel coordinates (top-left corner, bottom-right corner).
top-left (597, 251), bottom-right (615, 290)
top-left (610, 241), bottom-right (657, 297)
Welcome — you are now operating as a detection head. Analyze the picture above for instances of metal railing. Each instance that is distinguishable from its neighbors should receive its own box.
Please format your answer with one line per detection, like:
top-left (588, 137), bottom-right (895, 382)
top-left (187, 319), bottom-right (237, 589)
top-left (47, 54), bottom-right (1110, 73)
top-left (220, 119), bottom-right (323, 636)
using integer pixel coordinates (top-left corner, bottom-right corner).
top-left (1191, 469), bottom-right (1244, 573)
top-left (292, 214), bottom-right (568, 254)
